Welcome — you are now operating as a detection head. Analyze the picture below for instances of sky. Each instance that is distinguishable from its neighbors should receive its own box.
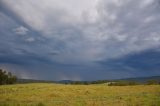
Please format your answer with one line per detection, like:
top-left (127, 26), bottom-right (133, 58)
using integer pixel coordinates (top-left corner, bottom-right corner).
top-left (0, 0), bottom-right (160, 81)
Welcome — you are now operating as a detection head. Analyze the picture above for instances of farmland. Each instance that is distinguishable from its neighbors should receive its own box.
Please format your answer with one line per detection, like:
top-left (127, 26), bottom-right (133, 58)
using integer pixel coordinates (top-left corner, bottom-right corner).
top-left (0, 83), bottom-right (160, 106)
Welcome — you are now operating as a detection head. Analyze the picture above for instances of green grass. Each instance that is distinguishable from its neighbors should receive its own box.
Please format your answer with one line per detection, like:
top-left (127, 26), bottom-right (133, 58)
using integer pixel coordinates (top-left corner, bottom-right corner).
top-left (0, 83), bottom-right (160, 106)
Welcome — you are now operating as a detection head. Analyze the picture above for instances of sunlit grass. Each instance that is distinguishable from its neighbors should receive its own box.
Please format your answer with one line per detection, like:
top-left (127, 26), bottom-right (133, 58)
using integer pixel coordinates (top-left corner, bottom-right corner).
top-left (0, 83), bottom-right (160, 106)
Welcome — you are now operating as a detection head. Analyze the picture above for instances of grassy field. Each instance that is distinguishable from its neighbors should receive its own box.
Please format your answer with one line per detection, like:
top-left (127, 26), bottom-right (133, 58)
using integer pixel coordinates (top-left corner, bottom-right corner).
top-left (0, 83), bottom-right (160, 106)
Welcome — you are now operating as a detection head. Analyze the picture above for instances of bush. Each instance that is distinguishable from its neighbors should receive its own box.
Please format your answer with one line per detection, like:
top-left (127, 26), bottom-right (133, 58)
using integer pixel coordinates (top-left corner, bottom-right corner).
top-left (37, 102), bottom-right (45, 106)
top-left (108, 81), bottom-right (137, 86)
top-left (147, 80), bottom-right (159, 85)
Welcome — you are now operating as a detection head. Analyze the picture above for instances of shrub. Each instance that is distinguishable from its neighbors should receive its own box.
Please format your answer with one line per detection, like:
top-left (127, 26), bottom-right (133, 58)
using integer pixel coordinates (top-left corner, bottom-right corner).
top-left (37, 102), bottom-right (45, 106)
top-left (147, 80), bottom-right (159, 85)
top-left (108, 81), bottom-right (137, 86)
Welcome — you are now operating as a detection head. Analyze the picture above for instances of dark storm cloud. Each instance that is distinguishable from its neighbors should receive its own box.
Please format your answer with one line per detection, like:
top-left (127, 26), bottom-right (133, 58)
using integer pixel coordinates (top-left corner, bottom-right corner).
top-left (96, 48), bottom-right (160, 77)
top-left (0, 0), bottom-right (160, 80)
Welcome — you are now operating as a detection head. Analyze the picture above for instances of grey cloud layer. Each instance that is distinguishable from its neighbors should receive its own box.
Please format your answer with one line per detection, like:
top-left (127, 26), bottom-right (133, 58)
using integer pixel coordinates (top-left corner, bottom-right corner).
top-left (0, 0), bottom-right (160, 80)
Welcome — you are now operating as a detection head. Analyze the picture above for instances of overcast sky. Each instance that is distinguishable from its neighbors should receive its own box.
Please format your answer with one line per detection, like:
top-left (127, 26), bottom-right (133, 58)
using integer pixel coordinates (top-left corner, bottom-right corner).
top-left (0, 0), bottom-right (160, 81)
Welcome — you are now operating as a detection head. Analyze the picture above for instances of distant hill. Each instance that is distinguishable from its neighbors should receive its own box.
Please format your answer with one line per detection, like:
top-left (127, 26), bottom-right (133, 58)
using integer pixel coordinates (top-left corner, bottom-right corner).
top-left (57, 76), bottom-right (160, 84)
top-left (17, 79), bottom-right (55, 83)
top-left (17, 76), bottom-right (160, 84)
top-left (57, 80), bottom-right (73, 84)
top-left (117, 76), bottom-right (160, 83)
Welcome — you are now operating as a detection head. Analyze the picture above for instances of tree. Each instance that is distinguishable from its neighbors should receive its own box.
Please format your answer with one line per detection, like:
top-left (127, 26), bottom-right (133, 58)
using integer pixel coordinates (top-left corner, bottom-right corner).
top-left (0, 69), bottom-right (8, 85)
top-left (0, 69), bottom-right (17, 85)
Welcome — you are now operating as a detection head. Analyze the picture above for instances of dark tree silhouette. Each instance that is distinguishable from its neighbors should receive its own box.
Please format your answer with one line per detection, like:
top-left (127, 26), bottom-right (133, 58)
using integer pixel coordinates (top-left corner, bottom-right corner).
top-left (0, 69), bottom-right (17, 85)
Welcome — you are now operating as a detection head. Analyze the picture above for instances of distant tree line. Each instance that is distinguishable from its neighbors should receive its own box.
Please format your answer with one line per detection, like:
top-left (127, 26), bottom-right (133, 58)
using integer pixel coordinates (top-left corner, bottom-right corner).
top-left (63, 80), bottom-right (110, 85)
top-left (18, 79), bottom-right (55, 84)
top-left (108, 80), bottom-right (160, 86)
top-left (0, 69), bottom-right (17, 85)
top-left (108, 81), bottom-right (138, 86)
top-left (63, 80), bottom-right (160, 86)
top-left (146, 80), bottom-right (160, 85)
